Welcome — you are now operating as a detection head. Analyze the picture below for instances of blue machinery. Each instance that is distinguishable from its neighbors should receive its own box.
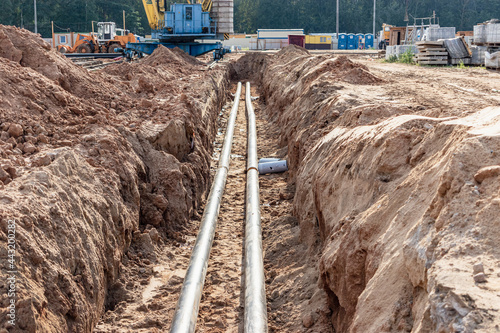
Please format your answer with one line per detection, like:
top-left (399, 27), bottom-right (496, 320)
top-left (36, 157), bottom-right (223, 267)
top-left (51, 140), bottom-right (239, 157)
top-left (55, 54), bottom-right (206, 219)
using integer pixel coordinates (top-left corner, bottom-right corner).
top-left (125, 3), bottom-right (227, 60)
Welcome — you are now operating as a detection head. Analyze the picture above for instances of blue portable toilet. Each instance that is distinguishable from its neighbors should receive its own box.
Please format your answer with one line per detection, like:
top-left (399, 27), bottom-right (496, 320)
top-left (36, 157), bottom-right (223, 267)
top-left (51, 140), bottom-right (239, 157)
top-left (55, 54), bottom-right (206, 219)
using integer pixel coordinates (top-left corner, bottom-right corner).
top-left (355, 33), bottom-right (364, 49)
top-left (338, 33), bottom-right (347, 50)
top-left (347, 33), bottom-right (356, 49)
top-left (365, 34), bottom-right (374, 49)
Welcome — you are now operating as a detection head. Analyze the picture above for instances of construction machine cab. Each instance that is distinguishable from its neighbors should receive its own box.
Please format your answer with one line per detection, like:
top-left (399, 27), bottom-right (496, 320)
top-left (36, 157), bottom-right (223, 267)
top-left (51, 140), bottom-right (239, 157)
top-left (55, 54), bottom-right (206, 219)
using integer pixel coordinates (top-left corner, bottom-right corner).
top-left (97, 22), bottom-right (117, 42)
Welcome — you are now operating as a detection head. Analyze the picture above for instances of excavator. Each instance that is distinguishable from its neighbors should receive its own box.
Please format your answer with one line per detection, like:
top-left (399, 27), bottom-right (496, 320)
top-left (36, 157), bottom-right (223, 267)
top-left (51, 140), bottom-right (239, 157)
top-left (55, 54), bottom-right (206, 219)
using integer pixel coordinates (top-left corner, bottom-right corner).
top-left (128, 0), bottom-right (225, 58)
top-left (58, 22), bottom-right (137, 53)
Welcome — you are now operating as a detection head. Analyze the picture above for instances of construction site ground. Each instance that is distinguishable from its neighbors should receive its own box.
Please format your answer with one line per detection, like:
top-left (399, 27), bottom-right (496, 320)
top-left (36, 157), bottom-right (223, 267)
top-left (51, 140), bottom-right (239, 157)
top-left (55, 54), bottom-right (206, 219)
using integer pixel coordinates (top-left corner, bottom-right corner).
top-left (1, 25), bottom-right (500, 333)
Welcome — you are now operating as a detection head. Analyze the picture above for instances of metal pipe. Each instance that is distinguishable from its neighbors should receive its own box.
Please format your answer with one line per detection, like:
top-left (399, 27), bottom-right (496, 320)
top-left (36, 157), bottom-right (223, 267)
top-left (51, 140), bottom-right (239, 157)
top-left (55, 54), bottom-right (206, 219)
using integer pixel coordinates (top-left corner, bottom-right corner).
top-left (170, 82), bottom-right (242, 333)
top-left (336, 0), bottom-right (339, 39)
top-left (373, 0), bottom-right (377, 40)
top-left (244, 82), bottom-right (268, 333)
top-left (34, 0), bottom-right (37, 34)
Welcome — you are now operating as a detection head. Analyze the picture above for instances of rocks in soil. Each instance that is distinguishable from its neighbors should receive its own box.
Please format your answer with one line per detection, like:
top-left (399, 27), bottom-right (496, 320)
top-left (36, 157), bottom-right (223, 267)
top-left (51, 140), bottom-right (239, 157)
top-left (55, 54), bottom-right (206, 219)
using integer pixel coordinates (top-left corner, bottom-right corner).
top-left (474, 165), bottom-right (500, 183)
top-left (473, 273), bottom-right (487, 283)
top-left (7, 123), bottom-right (23, 137)
top-left (302, 312), bottom-right (315, 328)
top-left (473, 262), bottom-right (484, 275)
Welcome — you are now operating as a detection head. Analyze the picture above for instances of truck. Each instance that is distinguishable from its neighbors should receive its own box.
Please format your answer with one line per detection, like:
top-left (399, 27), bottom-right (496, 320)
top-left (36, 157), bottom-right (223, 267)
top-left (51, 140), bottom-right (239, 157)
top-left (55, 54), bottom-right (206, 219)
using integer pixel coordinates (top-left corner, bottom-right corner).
top-left (378, 23), bottom-right (394, 49)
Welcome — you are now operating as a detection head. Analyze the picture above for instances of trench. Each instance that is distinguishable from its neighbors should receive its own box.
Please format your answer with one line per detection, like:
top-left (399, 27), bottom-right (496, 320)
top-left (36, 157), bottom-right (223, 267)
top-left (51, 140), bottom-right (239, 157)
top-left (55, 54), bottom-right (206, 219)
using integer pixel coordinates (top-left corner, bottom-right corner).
top-left (6, 35), bottom-right (499, 332)
top-left (90, 53), bottom-right (334, 333)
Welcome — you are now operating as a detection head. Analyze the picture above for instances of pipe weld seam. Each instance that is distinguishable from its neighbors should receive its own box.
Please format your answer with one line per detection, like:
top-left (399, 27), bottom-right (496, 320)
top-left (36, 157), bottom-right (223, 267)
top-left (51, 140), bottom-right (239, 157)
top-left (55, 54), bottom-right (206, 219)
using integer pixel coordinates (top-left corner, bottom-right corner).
top-left (246, 166), bottom-right (258, 173)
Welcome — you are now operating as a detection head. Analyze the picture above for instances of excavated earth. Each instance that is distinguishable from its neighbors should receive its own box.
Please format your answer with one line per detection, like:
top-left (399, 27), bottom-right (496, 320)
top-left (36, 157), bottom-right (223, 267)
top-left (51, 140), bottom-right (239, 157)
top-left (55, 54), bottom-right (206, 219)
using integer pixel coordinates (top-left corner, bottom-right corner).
top-left (249, 46), bottom-right (500, 332)
top-left (1, 24), bottom-right (500, 333)
top-left (0, 25), bottom-right (229, 332)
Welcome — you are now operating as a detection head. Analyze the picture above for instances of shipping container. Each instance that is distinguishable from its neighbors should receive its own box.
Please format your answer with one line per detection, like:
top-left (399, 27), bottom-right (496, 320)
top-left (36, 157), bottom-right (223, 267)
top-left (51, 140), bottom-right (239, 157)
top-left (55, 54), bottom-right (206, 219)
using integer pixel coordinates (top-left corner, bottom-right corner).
top-left (305, 35), bottom-right (332, 49)
top-left (289, 35), bottom-right (305, 48)
top-left (256, 38), bottom-right (288, 50)
top-left (257, 29), bottom-right (305, 39)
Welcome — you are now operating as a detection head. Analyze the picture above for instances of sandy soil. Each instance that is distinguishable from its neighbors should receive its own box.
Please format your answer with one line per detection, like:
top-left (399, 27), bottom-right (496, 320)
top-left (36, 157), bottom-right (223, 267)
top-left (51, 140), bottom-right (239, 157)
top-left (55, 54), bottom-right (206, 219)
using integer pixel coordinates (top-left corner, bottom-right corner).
top-left (255, 46), bottom-right (500, 332)
top-left (94, 79), bottom-right (333, 332)
top-left (0, 25), bottom-right (228, 332)
top-left (2, 25), bottom-right (500, 333)
top-left (94, 82), bottom-right (247, 332)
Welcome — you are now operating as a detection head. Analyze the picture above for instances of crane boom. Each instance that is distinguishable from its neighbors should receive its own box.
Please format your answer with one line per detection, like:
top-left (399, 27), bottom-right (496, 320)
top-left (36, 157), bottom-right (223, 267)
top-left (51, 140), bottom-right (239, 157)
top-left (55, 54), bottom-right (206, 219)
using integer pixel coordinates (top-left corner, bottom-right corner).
top-left (186, 0), bottom-right (213, 13)
top-left (142, 0), bottom-right (165, 29)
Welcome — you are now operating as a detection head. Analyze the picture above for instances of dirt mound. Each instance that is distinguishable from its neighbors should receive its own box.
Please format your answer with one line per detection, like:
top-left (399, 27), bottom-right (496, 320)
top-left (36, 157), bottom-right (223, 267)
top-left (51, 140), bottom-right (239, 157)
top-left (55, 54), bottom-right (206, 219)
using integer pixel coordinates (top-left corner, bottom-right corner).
top-left (343, 66), bottom-right (383, 85)
top-left (0, 24), bottom-right (229, 332)
top-left (228, 52), bottom-right (269, 81)
top-left (256, 46), bottom-right (500, 332)
top-left (301, 56), bottom-right (383, 86)
top-left (275, 44), bottom-right (311, 60)
top-left (0, 24), bottom-right (106, 95)
top-left (298, 110), bottom-right (500, 332)
top-left (141, 45), bottom-right (203, 67)
top-left (171, 47), bottom-right (205, 66)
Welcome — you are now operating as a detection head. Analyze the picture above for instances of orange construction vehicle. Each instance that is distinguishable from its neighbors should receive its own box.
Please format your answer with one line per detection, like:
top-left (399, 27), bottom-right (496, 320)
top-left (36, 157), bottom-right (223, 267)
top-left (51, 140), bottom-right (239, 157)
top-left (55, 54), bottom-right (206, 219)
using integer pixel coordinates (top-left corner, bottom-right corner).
top-left (58, 22), bottom-right (137, 53)
top-left (378, 23), bottom-right (394, 49)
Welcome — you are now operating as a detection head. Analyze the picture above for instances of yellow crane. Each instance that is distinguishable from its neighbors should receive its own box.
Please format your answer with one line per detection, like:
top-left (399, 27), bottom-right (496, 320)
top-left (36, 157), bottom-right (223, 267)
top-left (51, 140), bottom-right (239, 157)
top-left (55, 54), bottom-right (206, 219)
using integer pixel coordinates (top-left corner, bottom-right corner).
top-left (142, 0), bottom-right (165, 30)
top-left (142, 0), bottom-right (213, 30)
top-left (187, 0), bottom-right (213, 13)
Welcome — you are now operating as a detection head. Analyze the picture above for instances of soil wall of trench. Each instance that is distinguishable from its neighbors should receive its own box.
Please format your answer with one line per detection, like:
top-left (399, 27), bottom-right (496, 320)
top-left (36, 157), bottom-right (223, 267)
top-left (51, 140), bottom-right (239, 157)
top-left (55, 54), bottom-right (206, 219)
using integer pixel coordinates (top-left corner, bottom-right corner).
top-left (236, 46), bottom-right (500, 332)
top-left (0, 25), bottom-right (230, 332)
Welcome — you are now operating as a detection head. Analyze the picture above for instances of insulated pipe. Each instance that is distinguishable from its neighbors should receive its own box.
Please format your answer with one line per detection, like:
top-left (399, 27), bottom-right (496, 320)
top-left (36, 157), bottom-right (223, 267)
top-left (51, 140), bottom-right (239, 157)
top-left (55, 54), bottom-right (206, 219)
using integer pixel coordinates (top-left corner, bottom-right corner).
top-left (170, 82), bottom-right (242, 333)
top-left (244, 82), bottom-right (268, 333)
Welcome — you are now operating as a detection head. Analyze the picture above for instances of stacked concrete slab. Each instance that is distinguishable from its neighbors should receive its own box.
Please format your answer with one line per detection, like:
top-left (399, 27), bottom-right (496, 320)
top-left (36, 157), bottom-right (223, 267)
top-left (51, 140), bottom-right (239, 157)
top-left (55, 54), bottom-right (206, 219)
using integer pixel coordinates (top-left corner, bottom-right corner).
top-left (474, 24), bottom-right (487, 44)
top-left (444, 37), bottom-right (471, 58)
top-left (485, 24), bottom-right (500, 43)
top-left (385, 45), bottom-right (396, 59)
top-left (385, 45), bottom-right (418, 60)
top-left (425, 27), bottom-right (456, 41)
top-left (396, 45), bottom-right (418, 55)
top-left (470, 45), bottom-right (487, 65)
top-left (212, 0), bottom-right (234, 34)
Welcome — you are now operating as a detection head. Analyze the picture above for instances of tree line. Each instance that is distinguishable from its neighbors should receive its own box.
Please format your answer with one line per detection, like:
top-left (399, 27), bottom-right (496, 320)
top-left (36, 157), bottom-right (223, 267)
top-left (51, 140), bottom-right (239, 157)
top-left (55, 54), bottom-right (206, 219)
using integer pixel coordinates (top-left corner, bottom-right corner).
top-left (0, 0), bottom-right (149, 37)
top-left (235, 0), bottom-right (499, 34)
top-left (0, 0), bottom-right (498, 37)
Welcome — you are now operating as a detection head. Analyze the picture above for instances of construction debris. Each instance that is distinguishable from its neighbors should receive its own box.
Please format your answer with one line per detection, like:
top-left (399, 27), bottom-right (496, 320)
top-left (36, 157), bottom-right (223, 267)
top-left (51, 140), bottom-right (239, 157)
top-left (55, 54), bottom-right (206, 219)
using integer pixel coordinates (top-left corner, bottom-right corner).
top-left (485, 51), bottom-right (500, 69)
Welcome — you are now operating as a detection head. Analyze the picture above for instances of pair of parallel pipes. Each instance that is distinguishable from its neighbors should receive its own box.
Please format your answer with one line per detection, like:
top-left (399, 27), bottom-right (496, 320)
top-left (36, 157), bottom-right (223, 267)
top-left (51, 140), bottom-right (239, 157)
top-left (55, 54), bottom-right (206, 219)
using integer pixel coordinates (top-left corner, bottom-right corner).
top-left (169, 82), bottom-right (268, 333)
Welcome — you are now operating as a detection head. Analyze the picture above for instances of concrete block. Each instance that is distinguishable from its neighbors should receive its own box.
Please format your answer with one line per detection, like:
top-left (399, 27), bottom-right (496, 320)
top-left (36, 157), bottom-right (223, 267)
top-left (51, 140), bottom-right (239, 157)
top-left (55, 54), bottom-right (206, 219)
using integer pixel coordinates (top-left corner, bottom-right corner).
top-left (485, 51), bottom-right (500, 68)
top-left (474, 25), bottom-right (486, 44)
top-left (486, 23), bottom-right (500, 43)
top-left (470, 45), bottom-right (487, 65)
top-left (426, 27), bottom-right (456, 41)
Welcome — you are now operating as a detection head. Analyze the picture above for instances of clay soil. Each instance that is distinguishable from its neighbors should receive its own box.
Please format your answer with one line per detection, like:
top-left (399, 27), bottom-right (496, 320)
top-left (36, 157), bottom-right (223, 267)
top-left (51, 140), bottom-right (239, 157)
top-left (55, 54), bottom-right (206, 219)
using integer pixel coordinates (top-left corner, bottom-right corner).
top-left (1, 24), bottom-right (500, 333)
